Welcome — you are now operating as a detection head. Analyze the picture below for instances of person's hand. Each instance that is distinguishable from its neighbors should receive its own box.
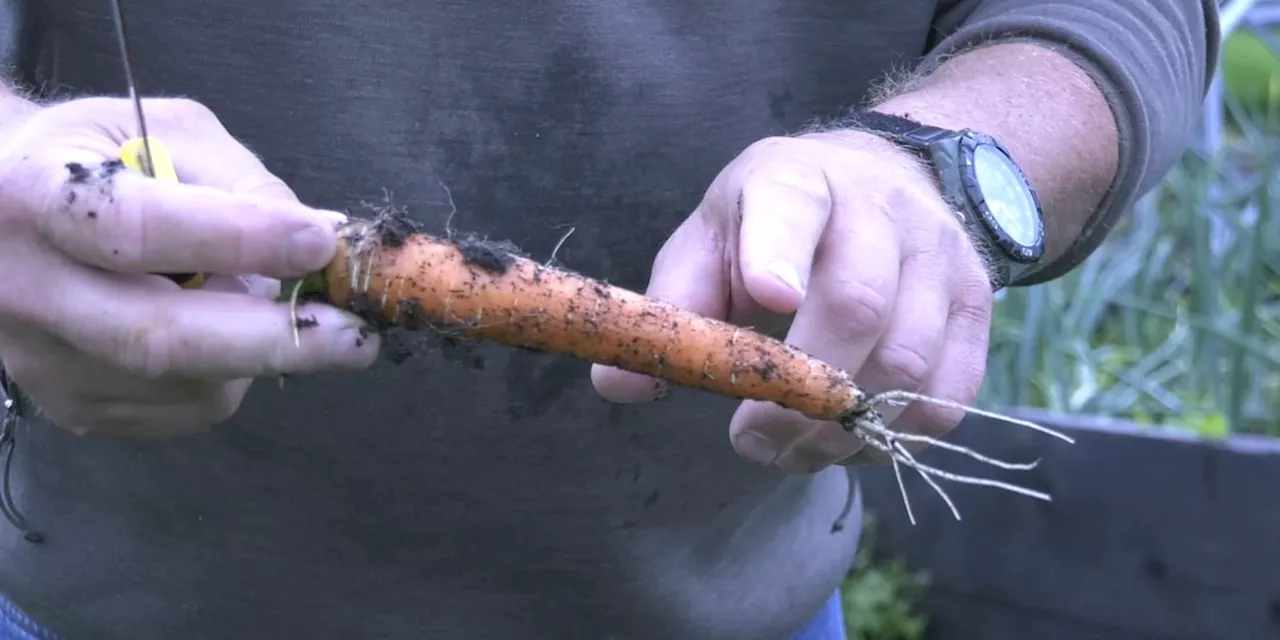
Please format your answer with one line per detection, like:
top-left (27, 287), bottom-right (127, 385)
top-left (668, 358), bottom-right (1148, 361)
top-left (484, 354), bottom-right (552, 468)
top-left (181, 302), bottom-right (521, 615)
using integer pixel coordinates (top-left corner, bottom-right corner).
top-left (0, 97), bottom-right (379, 438)
top-left (591, 130), bottom-right (994, 474)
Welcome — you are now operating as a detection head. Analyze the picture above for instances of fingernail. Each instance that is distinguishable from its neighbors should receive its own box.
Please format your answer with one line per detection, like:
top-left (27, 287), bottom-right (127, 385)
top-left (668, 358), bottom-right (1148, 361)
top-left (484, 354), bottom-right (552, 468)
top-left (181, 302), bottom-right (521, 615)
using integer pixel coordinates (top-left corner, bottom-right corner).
top-left (316, 209), bottom-right (349, 225)
top-left (310, 309), bottom-right (381, 367)
top-left (338, 325), bottom-right (380, 367)
top-left (767, 261), bottom-right (806, 297)
top-left (288, 226), bottom-right (335, 272)
top-left (734, 431), bottom-right (779, 465)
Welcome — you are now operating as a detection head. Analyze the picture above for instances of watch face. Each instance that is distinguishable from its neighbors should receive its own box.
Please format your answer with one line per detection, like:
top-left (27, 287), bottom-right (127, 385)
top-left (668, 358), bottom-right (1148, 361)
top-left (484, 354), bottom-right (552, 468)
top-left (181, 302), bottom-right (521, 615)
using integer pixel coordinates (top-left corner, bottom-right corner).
top-left (971, 143), bottom-right (1042, 253)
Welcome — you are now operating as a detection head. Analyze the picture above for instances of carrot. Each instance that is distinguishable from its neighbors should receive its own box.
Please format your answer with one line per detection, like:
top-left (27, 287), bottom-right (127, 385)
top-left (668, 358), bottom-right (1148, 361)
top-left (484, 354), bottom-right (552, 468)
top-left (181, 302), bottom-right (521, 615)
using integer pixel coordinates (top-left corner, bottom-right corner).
top-left (286, 206), bottom-right (1074, 525)
top-left (295, 213), bottom-right (870, 425)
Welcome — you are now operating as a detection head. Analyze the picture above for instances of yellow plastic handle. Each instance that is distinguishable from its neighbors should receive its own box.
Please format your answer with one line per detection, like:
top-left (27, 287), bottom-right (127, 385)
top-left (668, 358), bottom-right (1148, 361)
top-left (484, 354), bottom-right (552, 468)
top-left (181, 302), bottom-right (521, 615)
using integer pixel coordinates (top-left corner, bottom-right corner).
top-left (119, 136), bottom-right (179, 182)
top-left (118, 137), bottom-right (207, 289)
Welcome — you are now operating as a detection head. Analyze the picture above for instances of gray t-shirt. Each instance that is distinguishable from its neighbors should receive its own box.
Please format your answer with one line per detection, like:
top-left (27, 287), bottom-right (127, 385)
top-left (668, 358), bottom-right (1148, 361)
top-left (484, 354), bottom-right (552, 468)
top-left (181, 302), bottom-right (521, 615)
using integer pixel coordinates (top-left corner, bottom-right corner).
top-left (0, 1), bottom-right (1215, 638)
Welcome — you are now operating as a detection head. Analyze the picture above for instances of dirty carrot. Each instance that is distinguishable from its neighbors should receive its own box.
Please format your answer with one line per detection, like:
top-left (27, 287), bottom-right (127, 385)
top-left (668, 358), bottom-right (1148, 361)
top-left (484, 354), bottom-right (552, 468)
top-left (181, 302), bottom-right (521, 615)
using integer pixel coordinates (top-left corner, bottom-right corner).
top-left (287, 206), bottom-right (1075, 526)
top-left (291, 211), bottom-right (871, 425)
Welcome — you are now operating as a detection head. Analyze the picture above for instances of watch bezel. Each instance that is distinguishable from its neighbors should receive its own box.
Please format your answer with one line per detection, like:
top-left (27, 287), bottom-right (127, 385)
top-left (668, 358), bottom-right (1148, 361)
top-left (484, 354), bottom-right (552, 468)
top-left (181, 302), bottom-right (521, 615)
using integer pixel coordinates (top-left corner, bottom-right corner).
top-left (955, 131), bottom-right (1046, 264)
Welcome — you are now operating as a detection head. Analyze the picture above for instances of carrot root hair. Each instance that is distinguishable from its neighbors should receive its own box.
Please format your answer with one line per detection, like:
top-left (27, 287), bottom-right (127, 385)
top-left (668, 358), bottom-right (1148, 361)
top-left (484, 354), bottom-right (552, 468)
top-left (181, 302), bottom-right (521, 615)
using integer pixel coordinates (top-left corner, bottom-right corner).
top-left (841, 391), bottom-right (1073, 527)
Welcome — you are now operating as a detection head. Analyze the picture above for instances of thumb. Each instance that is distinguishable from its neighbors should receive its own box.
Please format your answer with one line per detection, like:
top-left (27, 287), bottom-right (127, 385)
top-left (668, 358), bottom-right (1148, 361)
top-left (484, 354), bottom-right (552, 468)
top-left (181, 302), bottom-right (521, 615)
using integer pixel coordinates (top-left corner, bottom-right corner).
top-left (166, 125), bottom-right (307, 204)
top-left (590, 210), bottom-right (730, 402)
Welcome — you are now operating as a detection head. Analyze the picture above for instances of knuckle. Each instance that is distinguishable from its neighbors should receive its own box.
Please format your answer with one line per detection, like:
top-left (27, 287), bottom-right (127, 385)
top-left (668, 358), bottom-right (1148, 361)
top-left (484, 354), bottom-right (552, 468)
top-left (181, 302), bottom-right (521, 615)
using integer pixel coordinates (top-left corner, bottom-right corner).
top-left (39, 170), bottom-right (146, 270)
top-left (947, 247), bottom-right (995, 319)
top-left (745, 135), bottom-right (794, 156)
top-left (934, 208), bottom-right (967, 246)
top-left (231, 172), bottom-right (298, 201)
top-left (918, 395), bottom-right (969, 435)
top-left (886, 183), bottom-right (956, 235)
top-left (953, 264), bottom-right (995, 320)
top-left (114, 317), bottom-right (178, 380)
top-left (743, 143), bottom-right (829, 195)
top-left (56, 96), bottom-right (122, 123)
top-left (755, 165), bottom-right (830, 209)
top-left (874, 342), bottom-right (932, 390)
top-left (824, 280), bottom-right (891, 335)
top-left (953, 363), bottom-right (987, 407)
top-left (151, 97), bottom-right (221, 128)
top-left (917, 363), bottom-right (988, 437)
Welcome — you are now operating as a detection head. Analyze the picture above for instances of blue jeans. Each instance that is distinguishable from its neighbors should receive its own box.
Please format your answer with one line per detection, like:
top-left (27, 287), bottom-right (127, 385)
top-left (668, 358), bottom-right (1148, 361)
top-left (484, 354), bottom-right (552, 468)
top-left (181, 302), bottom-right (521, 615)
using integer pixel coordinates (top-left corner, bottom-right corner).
top-left (791, 590), bottom-right (847, 640)
top-left (1, 589), bottom-right (845, 639)
top-left (0, 593), bottom-right (54, 640)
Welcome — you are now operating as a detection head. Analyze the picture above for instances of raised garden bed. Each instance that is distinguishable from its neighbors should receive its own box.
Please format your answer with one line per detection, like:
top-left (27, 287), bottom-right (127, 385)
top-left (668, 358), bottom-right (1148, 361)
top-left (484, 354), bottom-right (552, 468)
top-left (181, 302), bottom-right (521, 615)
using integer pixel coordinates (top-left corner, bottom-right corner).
top-left (857, 409), bottom-right (1280, 639)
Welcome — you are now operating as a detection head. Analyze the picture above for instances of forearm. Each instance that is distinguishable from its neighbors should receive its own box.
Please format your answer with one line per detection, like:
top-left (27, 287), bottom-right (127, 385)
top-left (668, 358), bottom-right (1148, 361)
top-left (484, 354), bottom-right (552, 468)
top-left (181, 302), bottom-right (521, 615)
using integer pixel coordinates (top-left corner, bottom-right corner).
top-left (855, 0), bottom-right (1216, 284)
top-left (869, 42), bottom-right (1117, 274)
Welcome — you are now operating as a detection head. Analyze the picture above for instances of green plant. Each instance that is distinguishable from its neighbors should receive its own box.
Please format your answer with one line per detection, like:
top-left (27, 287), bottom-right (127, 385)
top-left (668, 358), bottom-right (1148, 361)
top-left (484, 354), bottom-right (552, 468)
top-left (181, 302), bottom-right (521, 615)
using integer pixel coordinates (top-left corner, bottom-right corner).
top-left (1222, 27), bottom-right (1280, 119)
top-left (840, 513), bottom-right (931, 640)
top-left (979, 118), bottom-right (1279, 437)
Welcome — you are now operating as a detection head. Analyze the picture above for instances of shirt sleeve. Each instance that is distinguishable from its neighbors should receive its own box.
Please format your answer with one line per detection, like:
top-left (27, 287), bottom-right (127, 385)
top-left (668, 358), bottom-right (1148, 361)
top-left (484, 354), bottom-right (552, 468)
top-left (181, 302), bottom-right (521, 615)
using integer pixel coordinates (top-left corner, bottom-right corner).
top-left (923, 0), bottom-right (1221, 285)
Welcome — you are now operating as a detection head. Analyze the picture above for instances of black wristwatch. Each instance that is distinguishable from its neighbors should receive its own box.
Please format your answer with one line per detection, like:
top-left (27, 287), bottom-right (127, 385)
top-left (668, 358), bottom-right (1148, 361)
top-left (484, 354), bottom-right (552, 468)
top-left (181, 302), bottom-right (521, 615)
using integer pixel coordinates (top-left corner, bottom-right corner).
top-left (842, 110), bottom-right (1046, 289)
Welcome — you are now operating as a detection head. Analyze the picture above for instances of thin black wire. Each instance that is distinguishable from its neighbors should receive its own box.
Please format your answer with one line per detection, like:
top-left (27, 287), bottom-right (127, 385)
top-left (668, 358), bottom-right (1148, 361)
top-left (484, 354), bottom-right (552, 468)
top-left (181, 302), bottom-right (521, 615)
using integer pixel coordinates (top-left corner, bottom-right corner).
top-left (109, 0), bottom-right (156, 177)
top-left (0, 366), bottom-right (43, 543)
top-left (830, 466), bottom-right (858, 534)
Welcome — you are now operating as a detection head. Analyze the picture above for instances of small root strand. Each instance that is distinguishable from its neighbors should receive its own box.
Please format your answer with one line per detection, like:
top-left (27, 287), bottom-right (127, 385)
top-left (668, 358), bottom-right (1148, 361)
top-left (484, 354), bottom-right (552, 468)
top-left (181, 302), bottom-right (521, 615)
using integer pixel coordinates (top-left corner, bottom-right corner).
top-left (892, 441), bottom-right (963, 521)
top-left (855, 416), bottom-right (1042, 471)
top-left (841, 388), bottom-right (1071, 527)
top-left (890, 455), bottom-right (915, 526)
top-left (288, 278), bottom-right (306, 348)
top-left (546, 226), bottom-right (576, 267)
top-left (872, 390), bottom-right (1075, 444)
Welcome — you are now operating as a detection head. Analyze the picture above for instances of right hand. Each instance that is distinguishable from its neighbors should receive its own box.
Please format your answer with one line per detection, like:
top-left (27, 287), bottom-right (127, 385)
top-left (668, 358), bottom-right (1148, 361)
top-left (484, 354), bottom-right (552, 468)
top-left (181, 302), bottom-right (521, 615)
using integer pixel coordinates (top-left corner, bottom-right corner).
top-left (0, 97), bottom-right (380, 438)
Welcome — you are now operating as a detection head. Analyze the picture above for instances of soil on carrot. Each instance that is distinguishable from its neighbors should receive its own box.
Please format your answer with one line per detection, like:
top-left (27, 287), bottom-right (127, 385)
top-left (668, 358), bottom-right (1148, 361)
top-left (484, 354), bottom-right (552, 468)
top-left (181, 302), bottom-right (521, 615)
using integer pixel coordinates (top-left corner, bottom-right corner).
top-left (315, 198), bottom-right (847, 423)
top-left (322, 202), bottom-right (507, 369)
top-left (454, 234), bottom-right (523, 275)
top-left (369, 207), bottom-right (419, 248)
top-left (341, 199), bottom-right (806, 394)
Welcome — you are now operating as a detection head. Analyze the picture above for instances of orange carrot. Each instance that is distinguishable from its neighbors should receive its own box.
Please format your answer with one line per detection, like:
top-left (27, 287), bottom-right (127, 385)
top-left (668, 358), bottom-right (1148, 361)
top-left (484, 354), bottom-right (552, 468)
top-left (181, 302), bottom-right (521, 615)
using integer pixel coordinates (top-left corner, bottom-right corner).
top-left (292, 212), bottom-right (872, 425)
top-left (288, 209), bottom-right (1076, 522)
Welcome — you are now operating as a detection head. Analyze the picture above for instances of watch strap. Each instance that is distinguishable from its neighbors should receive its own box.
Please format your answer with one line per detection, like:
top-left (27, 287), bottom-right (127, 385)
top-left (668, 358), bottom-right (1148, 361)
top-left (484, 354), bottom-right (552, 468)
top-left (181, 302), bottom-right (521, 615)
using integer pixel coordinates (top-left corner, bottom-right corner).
top-left (840, 110), bottom-right (954, 151)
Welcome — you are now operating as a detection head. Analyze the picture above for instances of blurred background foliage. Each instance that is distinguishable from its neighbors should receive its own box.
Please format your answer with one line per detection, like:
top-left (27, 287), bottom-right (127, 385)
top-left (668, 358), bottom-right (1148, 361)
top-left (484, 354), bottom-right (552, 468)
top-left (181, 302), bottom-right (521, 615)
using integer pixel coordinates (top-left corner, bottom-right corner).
top-left (981, 17), bottom-right (1280, 438)
top-left (843, 7), bottom-right (1280, 638)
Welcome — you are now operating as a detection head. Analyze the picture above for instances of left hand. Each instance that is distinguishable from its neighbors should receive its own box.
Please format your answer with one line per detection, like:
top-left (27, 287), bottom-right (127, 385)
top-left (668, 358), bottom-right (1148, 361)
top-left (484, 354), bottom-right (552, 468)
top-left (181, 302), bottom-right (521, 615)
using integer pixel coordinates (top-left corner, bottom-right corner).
top-left (590, 130), bottom-right (995, 474)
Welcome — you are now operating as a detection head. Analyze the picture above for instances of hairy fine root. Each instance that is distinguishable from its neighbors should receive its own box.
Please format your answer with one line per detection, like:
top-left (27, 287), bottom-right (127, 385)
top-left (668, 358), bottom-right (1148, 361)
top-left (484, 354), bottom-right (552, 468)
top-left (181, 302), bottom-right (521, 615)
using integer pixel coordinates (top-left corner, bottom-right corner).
top-left (842, 390), bottom-right (1075, 526)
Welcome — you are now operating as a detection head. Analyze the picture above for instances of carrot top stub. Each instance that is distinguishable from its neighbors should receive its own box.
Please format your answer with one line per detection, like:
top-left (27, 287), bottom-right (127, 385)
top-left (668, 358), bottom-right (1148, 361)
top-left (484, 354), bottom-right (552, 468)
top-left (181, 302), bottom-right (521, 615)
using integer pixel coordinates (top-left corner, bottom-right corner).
top-left (313, 216), bottom-right (866, 422)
